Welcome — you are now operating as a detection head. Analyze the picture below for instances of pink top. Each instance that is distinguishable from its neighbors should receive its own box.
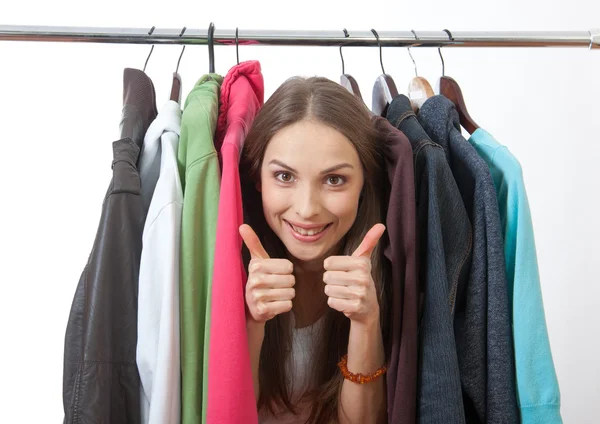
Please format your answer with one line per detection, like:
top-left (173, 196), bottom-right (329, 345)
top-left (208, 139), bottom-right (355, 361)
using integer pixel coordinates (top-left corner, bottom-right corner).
top-left (206, 61), bottom-right (264, 424)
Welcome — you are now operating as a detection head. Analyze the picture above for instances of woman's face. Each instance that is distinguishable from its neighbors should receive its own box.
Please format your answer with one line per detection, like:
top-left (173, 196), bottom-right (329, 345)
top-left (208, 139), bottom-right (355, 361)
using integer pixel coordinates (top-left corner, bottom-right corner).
top-left (260, 119), bottom-right (364, 264)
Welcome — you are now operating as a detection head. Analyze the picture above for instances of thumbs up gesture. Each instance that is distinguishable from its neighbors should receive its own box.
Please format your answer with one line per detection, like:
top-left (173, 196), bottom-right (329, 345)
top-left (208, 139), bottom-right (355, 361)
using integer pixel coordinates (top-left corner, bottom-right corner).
top-left (240, 224), bottom-right (296, 324)
top-left (323, 223), bottom-right (386, 325)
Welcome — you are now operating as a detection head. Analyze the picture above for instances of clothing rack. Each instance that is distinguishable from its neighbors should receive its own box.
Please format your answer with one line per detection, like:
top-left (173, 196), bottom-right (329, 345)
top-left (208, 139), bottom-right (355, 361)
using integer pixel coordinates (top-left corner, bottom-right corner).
top-left (1, 25), bottom-right (599, 49)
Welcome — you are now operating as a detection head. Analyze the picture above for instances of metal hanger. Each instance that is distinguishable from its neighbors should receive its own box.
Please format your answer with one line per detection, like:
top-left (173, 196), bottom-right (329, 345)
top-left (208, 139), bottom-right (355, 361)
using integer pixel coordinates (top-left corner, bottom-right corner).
top-left (143, 26), bottom-right (156, 73)
top-left (407, 31), bottom-right (419, 77)
top-left (235, 27), bottom-right (240, 64)
top-left (407, 29), bottom-right (435, 113)
top-left (208, 22), bottom-right (215, 73)
top-left (371, 28), bottom-right (398, 116)
top-left (170, 26), bottom-right (186, 104)
top-left (438, 43), bottom-right (446, 79)
top-left (438, 29), bottom-right (480, 134)
top-left (339, 28), bottom-right (363, 102)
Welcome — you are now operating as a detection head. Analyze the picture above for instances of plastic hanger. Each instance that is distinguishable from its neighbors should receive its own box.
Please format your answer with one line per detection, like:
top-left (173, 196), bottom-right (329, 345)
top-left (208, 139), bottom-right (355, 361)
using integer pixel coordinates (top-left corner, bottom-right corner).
top-left (170, 27), bottom-right (186, 104)
top-left (438, 29), bottom-right (480, 134)
top-left (371, 28), bottom-right (398, 116)
top-left (339, 29), bottom-right (363, 102)
top-left (407, 30), bottom-right (434, 113)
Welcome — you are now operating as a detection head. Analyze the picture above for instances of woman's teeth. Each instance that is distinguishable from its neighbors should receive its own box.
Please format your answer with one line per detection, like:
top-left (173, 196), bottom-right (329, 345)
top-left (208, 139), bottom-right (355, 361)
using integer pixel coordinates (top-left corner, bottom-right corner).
top-left (290, 223), bottom-right (328, 236)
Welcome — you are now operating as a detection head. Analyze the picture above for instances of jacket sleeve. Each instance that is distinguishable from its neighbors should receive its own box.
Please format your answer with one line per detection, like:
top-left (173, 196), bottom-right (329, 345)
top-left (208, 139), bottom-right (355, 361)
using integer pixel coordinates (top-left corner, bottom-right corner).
top-left (415, 143), bottom-right (471, 423)
top-left (63, 138), bottom-right (144, 424)
top-left (178, 82), bottom-right (222, 424)
top-left (137, 199), bottom-right (183, 423)
top-left (505, 161), bottom-right (563, 423)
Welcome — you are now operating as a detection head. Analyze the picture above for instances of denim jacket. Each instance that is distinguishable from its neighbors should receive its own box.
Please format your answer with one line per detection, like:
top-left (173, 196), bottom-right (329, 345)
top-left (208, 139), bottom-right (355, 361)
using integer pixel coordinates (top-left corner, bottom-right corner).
top-left (386, 95), bottom-right (472, 424)
top-left (418, 95), bottom-right (519, 424)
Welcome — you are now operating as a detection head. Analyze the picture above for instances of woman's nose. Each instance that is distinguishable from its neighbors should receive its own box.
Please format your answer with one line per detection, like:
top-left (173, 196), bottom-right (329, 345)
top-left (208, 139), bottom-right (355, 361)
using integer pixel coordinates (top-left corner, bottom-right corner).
top-left (294, 185), bottom-right (322, 220)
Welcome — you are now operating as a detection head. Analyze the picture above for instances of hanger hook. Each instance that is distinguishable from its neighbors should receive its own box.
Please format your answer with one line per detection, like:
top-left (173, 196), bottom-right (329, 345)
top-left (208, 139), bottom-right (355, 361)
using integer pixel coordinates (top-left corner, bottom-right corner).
top-left (175, 27), bottom-right (187, 74)
top-left (443, 29), bottom-right (454, 41)
top-left (370, 29), bottom-right (385, 75)
top-left (340, 28), bottom-right (350, 75)
top-left (208, 22), bottom-right (215, 73)
top-left (439, 29), bottom-right (454, 76)
top-left (235, 27), bottom-right (240, 64)
top-left (407, 29), bottom-right (418, 77)
top-left (143, 26), bottom-right (156, 73)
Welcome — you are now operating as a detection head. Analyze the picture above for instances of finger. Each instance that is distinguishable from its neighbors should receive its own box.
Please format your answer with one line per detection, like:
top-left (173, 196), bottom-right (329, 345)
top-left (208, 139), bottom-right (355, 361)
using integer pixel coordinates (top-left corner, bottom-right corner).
top-left (253, 288), bottom-right (296, 303)
top-left (247, 273), bottom-right (295, 289)
top-left (324, 256), bottom-right (370, 272)
top-left (249, 258), bottom-right (294, 275)
top-left (240, 224), bottom-right (269, 259)
top-left (323, 270), bottom-right (355, 286)
top-left (257, 300), bottom-right (293, 319)
top-left (352, 223), bottom-right (386, 258)
top-left (327, 297), bottom-right (360, 315)
top-left (324, 284), bottom-right (353, 299)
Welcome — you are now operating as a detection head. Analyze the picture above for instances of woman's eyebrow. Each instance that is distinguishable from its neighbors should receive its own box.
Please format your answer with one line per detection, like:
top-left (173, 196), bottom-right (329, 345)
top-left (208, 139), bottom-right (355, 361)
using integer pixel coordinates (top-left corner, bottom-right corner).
top-left (268, 159), bottom-right (298, 173)
top-left (268, 160), bottom-right (354, 175)
top-left (320, 163), bottom-right (354, 174)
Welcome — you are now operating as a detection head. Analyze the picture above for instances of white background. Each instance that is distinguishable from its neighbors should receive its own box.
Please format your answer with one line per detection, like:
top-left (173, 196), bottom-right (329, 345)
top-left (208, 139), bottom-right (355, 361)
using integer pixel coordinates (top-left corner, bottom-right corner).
top-left (1, 0), bottom-right (598, 422)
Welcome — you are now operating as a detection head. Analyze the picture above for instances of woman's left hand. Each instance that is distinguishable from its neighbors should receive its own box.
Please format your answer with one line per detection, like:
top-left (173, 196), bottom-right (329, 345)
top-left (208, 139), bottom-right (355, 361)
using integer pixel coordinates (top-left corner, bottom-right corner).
top-left (323, 223), bottom-right (386, 326)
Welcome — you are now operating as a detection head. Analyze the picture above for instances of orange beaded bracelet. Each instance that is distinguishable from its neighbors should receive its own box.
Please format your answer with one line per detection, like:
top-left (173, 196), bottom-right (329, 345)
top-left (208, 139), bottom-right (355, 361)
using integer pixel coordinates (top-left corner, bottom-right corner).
top-left (337, 354), bottom-right (387, 384)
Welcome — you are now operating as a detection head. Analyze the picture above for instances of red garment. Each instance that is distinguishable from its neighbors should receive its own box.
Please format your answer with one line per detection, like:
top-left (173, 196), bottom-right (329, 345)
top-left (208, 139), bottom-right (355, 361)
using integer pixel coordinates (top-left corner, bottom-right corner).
top-left (207, 61), bottom-right (264, 424)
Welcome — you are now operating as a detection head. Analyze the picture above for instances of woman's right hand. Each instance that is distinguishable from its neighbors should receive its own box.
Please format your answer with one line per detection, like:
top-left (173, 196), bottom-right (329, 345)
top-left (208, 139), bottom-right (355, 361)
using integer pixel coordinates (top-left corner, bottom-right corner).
top-left (239, 224), bottom-right (295, 324)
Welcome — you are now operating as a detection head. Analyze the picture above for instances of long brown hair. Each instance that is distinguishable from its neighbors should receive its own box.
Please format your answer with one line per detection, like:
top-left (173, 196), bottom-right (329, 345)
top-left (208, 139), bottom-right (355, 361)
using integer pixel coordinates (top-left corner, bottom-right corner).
top-left (240, 76), bottom-right (388, 424)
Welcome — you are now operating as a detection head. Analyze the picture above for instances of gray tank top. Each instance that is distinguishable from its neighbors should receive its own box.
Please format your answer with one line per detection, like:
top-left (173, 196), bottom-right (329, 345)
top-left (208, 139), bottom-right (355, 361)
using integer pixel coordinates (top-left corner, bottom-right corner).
top-left (258, 313), bottom-right (325, 423)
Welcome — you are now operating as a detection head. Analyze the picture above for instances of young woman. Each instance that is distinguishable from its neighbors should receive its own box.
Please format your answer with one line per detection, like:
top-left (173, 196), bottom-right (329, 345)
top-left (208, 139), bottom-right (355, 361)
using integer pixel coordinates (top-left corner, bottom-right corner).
top-left (240, 76), bottom-right (389, 424)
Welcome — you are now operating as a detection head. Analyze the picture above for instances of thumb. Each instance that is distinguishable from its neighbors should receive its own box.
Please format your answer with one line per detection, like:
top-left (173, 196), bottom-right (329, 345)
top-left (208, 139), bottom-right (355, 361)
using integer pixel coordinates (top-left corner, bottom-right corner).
top-left (351, 223), bottom-right (386, 258)
top-left (239, 224), bottom-right (270, 260)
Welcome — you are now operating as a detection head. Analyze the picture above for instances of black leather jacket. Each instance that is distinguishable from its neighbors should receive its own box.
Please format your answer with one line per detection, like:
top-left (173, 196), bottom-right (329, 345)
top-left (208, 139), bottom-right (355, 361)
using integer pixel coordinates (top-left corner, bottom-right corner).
top-left (62, 68), bottom-right (157, 424)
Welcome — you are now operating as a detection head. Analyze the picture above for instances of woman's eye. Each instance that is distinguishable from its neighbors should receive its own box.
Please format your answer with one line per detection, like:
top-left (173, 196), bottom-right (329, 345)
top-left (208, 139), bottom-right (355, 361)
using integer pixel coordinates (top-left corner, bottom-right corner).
top-left (275, 172), bottom-right (294, 183)
top-left (326, 176), bottom-right (345, 186)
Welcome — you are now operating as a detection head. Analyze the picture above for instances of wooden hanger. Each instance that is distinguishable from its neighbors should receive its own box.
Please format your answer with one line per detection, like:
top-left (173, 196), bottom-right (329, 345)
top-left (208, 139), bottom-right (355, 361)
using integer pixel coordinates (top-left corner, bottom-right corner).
top-left (437, 30), bottom-right (479, 134)
top-left (372, 75), bottom-right (398, 116)
top-left (341, 74), bottom-right (364, 101)
top-left (439, 76), bottom-right (479, 134)
top-left (408, 76), bottom-right (434, 113)
top-left (371, 29), bottom-right (398, 116)
top-left (407, 31), bottom-right (434, 113)
top-left (339, 30), bottom-right (364, 102)
top-left (170, 72), bottom-right (182, 103)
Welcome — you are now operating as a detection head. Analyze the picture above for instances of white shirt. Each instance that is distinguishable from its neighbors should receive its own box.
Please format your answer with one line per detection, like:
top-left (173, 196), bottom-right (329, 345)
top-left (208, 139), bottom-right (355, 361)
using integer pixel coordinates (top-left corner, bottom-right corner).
top-left (136, 100), bottom-right (183, 424)
top-left (138, 100), bottom-right (181, 213)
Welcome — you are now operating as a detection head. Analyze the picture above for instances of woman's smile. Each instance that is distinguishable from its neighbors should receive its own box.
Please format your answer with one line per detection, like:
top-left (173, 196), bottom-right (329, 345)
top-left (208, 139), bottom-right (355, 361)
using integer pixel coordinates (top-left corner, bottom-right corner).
top-left (284, 219), bottom-right (332, 242)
